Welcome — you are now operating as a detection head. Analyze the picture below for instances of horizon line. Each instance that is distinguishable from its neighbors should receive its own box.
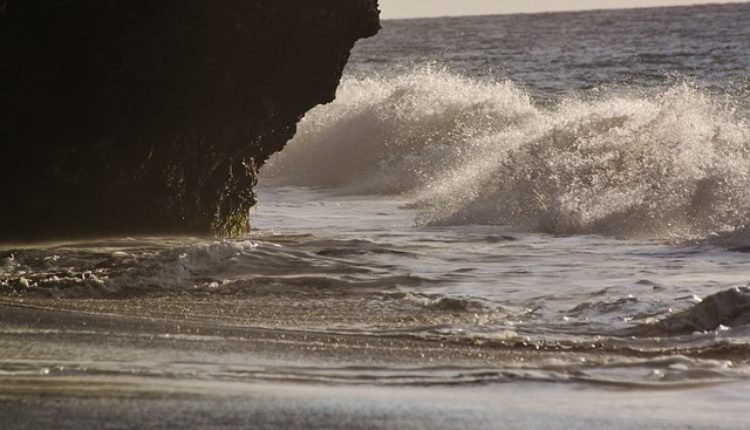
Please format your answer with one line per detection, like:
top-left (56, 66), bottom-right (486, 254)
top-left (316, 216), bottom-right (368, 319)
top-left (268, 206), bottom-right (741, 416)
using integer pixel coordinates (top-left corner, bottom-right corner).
top-left (380, 1), bottom-right (747, 21)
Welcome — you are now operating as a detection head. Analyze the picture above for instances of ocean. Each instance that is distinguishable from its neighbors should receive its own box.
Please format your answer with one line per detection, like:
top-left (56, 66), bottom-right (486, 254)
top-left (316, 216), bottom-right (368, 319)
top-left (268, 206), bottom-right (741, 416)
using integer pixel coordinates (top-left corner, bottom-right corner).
top-left (2, 3), bottom-right (750, 428)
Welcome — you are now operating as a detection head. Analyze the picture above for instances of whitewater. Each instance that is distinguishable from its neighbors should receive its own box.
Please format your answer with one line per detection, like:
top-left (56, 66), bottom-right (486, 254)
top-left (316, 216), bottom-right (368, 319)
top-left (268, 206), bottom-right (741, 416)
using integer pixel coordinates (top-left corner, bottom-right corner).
top-left (265, 67), bottom-right (750, 240)
top-left (3, 3), bottom-right (750, 429)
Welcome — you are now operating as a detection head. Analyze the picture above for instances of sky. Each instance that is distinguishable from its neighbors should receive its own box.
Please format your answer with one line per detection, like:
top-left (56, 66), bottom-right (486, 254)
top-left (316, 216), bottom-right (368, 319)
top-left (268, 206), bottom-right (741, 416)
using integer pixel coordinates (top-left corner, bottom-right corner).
top-left (379, 0), bottom-right (743, 19)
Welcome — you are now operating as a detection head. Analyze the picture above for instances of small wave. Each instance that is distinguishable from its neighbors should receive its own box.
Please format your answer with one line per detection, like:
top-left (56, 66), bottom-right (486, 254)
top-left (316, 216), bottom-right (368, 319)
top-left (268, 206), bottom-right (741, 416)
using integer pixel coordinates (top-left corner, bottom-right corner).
top-left (0, 239), bottom-right (404, 298)
top-left (634, 286), bottom-right (750, 336)
top-left (264, 66), bottom-right (750, 241)
top-left (385, 292), bottom-right (500, 313)
top-left (3, 357), bottom-right (742, 388)
top-left (305, 238), bottom-right (417, 258)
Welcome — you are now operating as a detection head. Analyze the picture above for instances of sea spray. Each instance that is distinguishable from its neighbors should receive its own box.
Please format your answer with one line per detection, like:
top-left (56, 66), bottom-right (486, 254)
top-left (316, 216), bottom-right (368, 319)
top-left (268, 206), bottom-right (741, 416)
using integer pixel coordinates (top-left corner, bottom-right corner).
top-left (263, 66), bottom-right (537, 193)
top-left (264, 67), bottom-right (750, 241)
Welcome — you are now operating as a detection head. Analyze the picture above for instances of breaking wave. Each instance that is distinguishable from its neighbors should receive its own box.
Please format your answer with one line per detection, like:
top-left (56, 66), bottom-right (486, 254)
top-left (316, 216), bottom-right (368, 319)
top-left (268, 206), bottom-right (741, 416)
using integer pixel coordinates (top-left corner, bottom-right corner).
top-left (263, 67), bottom-right (750, 241)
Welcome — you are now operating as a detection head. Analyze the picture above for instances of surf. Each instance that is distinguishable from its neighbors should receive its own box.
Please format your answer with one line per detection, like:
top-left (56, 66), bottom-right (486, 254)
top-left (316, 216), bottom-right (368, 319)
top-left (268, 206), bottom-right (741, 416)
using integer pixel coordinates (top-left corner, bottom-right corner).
top-left (264, 66), bottom-right (750, 242)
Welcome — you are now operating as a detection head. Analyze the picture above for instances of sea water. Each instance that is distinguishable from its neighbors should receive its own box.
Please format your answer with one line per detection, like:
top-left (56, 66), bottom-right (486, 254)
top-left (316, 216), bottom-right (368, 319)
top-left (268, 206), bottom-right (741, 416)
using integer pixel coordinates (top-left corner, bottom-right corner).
top-left (2, 4), bottom-right (750, 428)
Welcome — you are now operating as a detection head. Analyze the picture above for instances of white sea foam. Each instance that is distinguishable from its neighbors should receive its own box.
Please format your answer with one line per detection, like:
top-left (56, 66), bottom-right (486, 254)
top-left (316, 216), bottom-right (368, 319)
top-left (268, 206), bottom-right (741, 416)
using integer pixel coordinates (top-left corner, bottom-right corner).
top-left (264, 67), bottom-right (750, 240)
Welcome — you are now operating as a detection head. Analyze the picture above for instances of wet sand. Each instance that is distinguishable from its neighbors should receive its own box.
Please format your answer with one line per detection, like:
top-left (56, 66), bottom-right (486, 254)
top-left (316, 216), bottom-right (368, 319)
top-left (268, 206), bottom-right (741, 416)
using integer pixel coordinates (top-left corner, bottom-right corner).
top-left (3, 378), bottom-right (750, 430)
top-left (2, 299), bottom-right (749, 429)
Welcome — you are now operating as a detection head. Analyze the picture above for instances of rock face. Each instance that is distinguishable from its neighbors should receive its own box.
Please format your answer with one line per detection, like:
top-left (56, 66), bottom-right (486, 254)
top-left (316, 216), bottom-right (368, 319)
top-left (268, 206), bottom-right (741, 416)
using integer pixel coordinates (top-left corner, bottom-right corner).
top-left (0, 0), bottom-right (380, 239)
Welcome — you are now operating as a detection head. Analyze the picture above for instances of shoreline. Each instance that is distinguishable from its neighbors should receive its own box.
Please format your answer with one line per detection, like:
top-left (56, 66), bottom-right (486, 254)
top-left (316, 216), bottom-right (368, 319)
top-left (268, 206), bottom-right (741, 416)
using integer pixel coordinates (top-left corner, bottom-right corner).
top-left (2, 375), bottom-right (749, 429)
top-left (2, 292), bottom-right (749, 428)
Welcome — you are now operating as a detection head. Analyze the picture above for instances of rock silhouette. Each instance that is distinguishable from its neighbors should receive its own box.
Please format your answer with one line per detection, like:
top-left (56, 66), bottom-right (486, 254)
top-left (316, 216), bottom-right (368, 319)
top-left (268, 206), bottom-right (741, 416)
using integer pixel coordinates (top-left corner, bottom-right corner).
top-left (0, 0), bottom-right (380, 239)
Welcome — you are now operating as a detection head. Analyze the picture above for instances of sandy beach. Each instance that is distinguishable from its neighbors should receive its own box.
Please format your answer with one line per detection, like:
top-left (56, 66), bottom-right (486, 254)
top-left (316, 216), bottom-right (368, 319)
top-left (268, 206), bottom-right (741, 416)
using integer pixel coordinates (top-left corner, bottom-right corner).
top-left (2, 298), bottom-right (749, 429)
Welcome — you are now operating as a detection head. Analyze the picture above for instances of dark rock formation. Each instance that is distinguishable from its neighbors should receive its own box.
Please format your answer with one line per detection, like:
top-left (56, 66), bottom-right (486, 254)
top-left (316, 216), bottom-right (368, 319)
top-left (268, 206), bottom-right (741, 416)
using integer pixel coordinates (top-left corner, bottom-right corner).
top-left (0, 0), bottom-right (380, 239)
